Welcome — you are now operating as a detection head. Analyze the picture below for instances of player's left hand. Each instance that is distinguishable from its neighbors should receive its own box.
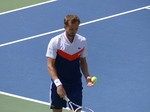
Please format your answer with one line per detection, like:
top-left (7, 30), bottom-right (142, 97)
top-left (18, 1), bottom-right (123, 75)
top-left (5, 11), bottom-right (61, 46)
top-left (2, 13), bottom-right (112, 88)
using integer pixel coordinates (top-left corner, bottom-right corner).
top-left (86, 76), bottom-right (94, 87)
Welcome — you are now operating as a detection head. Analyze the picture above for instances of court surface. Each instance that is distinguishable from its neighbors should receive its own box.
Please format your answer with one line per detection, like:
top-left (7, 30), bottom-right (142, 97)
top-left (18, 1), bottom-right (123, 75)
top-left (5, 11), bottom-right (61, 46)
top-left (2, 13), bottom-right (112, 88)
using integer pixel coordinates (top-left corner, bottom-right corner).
top-left (0, 0), bottom-right (150, 112)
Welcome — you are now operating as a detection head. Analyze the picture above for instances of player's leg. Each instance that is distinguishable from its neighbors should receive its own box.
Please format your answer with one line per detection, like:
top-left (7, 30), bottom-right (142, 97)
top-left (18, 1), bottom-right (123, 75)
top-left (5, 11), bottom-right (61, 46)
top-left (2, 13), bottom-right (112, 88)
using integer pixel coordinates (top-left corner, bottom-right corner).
top-left (70, 109), bottom-right (81, 112)
top-left (53, 109), bottom-right (63, 112)
top-left (68, 83), bottom-right (83, 111)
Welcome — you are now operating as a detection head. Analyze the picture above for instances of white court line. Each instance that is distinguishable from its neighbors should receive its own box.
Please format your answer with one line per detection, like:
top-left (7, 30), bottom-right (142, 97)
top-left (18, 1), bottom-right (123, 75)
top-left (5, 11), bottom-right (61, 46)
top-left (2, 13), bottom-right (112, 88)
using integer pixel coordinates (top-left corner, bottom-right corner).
top-left (0, 91), bottom-right (70, 110)
top-left (0, 91), bottom-right (50, 105)
top-left (80, 5), bottom-right (150, 26)
top-left (0, 5), bottom-right (150, 47)
top-left (0, 0), bottom-right (57, 16)
top-left (145, 7), bottom-right (150, 10)
top-left (0, 28), bottom-right (64, 47)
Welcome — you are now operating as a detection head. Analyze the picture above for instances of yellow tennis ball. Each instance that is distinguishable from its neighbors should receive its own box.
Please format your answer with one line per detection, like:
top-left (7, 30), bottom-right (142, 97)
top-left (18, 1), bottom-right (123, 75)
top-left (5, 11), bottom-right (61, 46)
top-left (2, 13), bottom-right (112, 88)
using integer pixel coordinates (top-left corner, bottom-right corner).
top-left (91, 77), bottom-right (97, 82)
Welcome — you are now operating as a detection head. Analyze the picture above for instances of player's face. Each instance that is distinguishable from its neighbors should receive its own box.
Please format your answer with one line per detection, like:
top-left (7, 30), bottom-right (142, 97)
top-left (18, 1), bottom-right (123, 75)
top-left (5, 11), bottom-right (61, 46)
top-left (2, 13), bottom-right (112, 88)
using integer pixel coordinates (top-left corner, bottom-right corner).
top-left (64, 21), bottom-right (79, 38)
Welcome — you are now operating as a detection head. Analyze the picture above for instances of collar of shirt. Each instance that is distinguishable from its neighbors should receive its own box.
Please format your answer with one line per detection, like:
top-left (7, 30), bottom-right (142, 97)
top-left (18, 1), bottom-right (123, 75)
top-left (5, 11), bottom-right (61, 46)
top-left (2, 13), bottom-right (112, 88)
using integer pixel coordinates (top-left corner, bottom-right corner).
top-left (63, 32), bottom-right (76, 45)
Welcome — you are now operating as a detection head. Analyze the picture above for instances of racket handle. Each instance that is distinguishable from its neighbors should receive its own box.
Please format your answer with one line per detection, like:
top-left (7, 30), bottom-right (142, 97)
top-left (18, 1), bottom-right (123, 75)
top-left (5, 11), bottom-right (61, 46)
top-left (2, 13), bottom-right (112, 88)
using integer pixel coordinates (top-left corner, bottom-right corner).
top-left (64, 96), bottom-right (70, 102)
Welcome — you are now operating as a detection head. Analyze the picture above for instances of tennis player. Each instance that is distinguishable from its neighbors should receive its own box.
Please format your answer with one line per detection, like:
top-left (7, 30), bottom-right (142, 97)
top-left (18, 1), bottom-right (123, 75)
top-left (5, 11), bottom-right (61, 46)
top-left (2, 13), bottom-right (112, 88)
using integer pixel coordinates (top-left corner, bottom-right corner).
top-left (46, 14), bottom-right (94, 112)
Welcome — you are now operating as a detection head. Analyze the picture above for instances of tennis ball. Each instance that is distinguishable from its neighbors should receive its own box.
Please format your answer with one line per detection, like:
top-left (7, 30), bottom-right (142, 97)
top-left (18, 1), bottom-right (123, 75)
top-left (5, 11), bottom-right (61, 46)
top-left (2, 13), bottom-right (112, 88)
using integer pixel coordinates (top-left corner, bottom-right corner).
top-left (91, 77), bottom-right (97, 82)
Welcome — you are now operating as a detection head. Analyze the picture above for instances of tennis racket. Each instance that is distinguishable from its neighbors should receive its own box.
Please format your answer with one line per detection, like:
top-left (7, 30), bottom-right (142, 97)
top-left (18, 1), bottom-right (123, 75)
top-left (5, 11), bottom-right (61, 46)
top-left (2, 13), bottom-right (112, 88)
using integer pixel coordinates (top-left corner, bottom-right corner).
top-left (64, 96), bottom-right (94, 112)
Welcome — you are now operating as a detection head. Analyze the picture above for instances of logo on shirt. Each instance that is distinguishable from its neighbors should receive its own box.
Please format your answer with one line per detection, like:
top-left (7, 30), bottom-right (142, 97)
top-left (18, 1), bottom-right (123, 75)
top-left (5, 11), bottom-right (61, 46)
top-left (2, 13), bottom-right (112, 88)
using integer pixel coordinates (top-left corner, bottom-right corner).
top-left (51, 105), bottom-right (55, 108)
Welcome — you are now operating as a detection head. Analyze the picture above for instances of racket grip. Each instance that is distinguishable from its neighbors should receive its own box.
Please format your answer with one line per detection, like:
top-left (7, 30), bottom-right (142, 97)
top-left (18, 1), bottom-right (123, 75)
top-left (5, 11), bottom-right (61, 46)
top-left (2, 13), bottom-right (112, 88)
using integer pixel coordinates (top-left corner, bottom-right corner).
top-left (64, 96), bottom-right (70, 102)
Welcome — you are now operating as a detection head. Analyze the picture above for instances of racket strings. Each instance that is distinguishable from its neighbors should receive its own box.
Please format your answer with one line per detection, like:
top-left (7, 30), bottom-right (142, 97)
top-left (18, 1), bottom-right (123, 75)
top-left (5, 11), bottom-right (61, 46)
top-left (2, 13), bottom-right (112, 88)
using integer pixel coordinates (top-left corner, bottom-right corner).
top-left (69, 101), bottom-right (93, 112)
top-left (68, 102), bottom-right (75, 111)
top-left (68, 102), bottom-right (81, 112)
top-left (64, 96), bottom-right (94, 112)
top-left (75, 107), bottom-right (92, 112)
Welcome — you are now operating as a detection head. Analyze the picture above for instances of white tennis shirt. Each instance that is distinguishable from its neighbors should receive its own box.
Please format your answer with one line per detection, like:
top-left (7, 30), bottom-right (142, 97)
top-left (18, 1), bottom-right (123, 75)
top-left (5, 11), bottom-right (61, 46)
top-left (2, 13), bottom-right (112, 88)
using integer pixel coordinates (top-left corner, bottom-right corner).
top-left (46, 32), bottom-right (88, 60)
top-left (46, 32), bottom-right (88, 84)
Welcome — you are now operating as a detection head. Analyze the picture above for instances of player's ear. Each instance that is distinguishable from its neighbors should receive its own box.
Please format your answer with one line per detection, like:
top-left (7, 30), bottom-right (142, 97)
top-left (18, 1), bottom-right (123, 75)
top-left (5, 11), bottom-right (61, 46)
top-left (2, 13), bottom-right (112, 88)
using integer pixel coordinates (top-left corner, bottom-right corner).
top-left (64, 25), bottom-right (67, 29)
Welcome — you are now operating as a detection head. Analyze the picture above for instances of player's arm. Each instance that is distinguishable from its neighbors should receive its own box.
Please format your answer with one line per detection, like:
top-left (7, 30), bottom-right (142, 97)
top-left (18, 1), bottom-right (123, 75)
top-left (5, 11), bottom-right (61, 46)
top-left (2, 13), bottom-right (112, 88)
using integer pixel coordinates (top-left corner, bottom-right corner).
top-left (47, 57), bottom-right (66, 97)
top-left (47, 57), bottom-right (58, 80)
top-left (80, 57), bottom-right (89, 78)
top-left (80, 57), bottom-right (94, 87)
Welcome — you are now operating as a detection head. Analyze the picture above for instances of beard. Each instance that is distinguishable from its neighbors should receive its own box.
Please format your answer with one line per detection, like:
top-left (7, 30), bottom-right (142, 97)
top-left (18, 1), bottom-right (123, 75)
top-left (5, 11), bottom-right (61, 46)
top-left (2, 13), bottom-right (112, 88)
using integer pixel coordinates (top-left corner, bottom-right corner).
top-left (68, 34), bottom-right (75, 37)
top-left (66, 32), bottom-right (75, 38)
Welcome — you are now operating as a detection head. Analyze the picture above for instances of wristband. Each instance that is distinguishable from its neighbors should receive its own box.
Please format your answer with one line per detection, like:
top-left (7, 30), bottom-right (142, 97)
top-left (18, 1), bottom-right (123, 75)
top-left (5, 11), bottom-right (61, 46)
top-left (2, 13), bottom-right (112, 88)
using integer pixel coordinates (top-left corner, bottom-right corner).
top-left (54, 79), bottom-right (62, 87)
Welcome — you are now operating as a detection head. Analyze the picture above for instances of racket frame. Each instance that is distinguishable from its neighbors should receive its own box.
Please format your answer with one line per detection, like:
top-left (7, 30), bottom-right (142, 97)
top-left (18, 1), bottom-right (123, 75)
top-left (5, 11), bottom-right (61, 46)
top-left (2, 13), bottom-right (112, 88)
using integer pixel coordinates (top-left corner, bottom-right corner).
top-left (64, 96), bottom-right (94, 112)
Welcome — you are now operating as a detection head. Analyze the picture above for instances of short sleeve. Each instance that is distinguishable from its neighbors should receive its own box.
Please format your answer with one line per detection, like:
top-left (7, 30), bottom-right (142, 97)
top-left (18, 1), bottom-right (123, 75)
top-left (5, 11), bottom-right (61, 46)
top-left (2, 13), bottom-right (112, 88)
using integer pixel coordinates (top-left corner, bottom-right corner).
top-left (46, 38), bottom-right (57, 59)
top-left (80, 40), bottom-right (88, 58)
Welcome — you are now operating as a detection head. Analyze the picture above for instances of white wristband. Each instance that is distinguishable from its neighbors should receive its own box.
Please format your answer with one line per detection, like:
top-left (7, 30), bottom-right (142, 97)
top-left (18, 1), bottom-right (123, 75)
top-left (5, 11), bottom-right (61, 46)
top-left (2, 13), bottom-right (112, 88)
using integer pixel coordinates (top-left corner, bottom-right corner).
top-left (54, 79), bottom-right (62, 87)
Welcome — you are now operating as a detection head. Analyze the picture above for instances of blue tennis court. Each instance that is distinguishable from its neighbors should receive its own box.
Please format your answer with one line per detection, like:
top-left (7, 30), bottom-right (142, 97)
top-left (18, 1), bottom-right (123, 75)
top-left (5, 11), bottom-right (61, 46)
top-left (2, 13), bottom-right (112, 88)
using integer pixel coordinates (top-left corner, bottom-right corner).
top-left (0, 0), bottom-right (150, 112)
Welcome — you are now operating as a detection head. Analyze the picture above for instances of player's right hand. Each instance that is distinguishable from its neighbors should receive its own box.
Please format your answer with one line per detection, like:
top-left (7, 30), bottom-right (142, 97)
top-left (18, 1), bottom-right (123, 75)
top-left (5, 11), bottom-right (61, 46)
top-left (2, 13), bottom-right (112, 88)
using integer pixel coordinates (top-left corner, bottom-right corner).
top-left (57, 85), bottom-right (66, 98)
